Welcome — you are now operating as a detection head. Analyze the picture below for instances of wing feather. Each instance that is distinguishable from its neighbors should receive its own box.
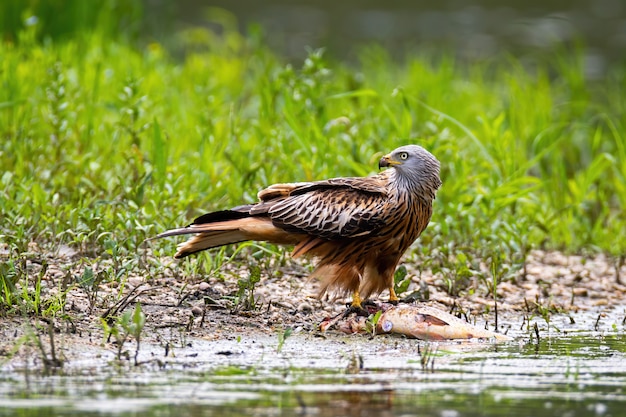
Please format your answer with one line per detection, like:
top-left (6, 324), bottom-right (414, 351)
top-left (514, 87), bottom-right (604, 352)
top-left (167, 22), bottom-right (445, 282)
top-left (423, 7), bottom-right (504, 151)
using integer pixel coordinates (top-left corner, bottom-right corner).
top-left (264, 175), bottom-right (392, 239)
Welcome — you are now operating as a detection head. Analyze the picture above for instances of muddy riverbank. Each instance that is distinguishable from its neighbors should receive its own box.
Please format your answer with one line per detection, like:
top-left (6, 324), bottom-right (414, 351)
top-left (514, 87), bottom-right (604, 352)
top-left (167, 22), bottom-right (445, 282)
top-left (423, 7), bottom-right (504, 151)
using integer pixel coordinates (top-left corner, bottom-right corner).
top-left (1, 249), bottom-right (624, 369)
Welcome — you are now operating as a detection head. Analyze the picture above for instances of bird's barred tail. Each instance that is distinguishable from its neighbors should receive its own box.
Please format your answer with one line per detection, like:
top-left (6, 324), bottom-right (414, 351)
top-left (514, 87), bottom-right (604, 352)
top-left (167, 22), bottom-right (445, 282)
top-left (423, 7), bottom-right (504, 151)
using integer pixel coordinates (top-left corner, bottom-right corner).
top-left (147, 209), bottom-right (254, 258)
top-left (173, 229), bottom-right (251, 258)
top-left (149, 210), bottom-right (301, 258)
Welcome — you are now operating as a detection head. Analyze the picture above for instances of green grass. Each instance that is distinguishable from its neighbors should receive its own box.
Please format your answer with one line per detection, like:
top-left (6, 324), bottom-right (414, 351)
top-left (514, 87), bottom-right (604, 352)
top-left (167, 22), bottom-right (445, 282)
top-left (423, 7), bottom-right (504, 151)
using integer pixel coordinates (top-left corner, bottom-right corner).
top-left (1, 13), bottom-right (626, 314)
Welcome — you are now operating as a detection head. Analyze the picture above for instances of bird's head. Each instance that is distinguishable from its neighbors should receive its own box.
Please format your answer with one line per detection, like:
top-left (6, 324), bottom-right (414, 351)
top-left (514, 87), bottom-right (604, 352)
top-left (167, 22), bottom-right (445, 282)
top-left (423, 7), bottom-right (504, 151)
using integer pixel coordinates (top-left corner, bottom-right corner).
top-left (379, 145), bottom-right (442, 197)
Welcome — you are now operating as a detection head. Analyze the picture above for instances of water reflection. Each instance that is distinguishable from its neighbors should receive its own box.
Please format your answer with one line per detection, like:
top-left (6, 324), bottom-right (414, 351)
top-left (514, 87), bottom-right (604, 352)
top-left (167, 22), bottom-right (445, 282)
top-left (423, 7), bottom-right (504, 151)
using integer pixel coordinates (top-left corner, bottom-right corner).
top-left (1, 309), bottom-right (624, 416)
top-left (1, 333), bottom-right (624, 416)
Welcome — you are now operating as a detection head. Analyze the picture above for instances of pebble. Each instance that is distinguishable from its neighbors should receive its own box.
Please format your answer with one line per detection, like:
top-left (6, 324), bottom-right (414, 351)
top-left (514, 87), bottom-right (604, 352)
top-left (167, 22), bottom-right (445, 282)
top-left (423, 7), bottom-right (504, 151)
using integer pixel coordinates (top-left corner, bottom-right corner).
top-left (297, 302), bottom-right (313, 313)
top-left (56, 244), bottom-right (77, 258)
top-left (128, 277), bottom-right (143, 288)
top-left (162, 313), bottom-right (180, 324)
top-left (72, 302), bottom-right (89, 313)
top-left (198, 282), bottom-right (211, 291)
top-left (26, 260), bottom-right (43, 273)
top-left (191, 306), bottom-right (204, 317)
top-left (47, 266), bottom-right (65, 280)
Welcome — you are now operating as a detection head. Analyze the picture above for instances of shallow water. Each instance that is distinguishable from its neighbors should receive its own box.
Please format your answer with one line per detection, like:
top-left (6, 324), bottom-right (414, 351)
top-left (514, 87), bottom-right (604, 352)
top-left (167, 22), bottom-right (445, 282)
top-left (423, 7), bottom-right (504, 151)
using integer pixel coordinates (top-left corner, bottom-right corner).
top-left (1, 308), bottom-right (624, 417)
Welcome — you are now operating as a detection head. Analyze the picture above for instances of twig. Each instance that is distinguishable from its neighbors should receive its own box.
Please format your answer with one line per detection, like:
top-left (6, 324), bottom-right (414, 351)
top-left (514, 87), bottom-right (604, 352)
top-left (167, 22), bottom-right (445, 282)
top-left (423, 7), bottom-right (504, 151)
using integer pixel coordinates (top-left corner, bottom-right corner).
top-left (594, 313), bottom-right (602, 331)
top-left (616, 255), bottom-right (624, 285)
top-left (494, 298), bottom-right (499, 333)
top-left (47, 320), bottom-right (59, 368)
top-left (101, 284), bottom-right (155, 321)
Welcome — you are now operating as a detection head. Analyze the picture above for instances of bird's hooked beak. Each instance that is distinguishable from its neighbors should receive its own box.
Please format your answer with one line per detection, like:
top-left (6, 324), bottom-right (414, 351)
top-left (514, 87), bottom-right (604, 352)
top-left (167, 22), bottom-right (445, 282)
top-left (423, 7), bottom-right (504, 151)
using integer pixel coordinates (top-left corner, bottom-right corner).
top-left (378, 154), bottom-right (402, 169)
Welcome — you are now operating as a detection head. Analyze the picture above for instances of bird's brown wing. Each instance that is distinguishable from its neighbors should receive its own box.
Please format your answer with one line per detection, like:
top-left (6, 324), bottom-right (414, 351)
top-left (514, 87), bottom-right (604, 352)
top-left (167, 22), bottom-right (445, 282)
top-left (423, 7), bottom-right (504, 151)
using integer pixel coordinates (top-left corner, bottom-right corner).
top-left (151, 174), bottom-right (394, 259)
top-left (254, 175), bottom-right (392, 240)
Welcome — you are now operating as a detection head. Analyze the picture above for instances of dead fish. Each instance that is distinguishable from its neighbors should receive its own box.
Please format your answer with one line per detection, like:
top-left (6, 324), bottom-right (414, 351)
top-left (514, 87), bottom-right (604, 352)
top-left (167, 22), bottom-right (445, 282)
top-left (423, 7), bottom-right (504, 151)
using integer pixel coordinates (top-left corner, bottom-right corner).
top-left (324, 304), bottom-right (511, 341)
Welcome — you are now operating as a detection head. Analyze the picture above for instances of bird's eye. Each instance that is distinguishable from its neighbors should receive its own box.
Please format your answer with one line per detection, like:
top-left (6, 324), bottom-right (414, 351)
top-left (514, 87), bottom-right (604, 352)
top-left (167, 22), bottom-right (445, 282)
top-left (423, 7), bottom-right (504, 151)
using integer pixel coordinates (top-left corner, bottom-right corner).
top-left (399, 152), bottom-right (408, 160)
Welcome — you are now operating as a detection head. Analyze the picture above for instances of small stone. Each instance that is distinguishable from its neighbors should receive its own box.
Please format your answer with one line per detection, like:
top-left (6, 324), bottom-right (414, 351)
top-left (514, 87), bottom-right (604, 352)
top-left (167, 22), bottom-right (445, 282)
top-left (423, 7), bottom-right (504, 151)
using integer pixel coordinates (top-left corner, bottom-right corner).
top-left (72, 302), bottom-right (89, 313)
top-left (297, 302), bottom-right (313, 313)
top-left (191, 306), bottom-right (204, 317)
top-left (162, 314), bottom-right (180, 325)
top-left (47, 266), bottom-right (65, 280)
top-left (198, 282), bottom-right (211, 291)
top-left (57, 244), bottom-right (77, 258)
top-left (128, 277), bottom-right (143, 288)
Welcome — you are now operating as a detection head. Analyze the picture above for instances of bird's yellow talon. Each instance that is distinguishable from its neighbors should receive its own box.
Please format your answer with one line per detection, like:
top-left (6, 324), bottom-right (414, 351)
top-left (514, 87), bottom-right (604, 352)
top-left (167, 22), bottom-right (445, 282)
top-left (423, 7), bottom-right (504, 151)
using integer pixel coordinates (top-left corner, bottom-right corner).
top-left (351, 291), bottom-right (363, 309)
top-left (388, 286), bottom-right (399, 304)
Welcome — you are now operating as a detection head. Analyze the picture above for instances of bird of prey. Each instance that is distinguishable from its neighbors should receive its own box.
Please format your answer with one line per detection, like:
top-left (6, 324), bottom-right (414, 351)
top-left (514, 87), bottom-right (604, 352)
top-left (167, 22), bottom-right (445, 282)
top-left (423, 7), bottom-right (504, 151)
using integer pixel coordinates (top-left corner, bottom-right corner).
top-left (152, 145), bottom-right (441, 308)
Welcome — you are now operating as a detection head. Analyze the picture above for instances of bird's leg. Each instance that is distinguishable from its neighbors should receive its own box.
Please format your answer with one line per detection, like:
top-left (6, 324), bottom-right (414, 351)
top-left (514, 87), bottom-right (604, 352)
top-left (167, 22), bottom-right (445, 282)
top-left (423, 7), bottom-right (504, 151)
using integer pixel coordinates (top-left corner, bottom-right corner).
top-left (351, 291), bottom-right (363, 309)
top-left (388, 286), bottom-right (399, 305)
top-left (344, 291), bottom-right (369, 317)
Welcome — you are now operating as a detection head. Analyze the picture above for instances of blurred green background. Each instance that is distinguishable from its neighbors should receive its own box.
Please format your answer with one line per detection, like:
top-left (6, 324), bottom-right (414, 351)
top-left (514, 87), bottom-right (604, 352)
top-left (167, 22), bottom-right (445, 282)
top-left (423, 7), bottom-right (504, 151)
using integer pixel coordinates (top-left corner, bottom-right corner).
top-left (3, 0), bottom-right (626, 66)
top-left (1, 0), bottom-right (625, 294)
